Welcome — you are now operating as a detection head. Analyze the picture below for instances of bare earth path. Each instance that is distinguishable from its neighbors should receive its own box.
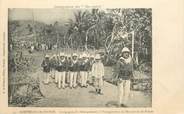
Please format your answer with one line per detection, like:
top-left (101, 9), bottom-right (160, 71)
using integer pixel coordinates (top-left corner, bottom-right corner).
top-left (24, 51), bottom-right (151, 107)
top-left (29, 69), bottom-right (151, 107)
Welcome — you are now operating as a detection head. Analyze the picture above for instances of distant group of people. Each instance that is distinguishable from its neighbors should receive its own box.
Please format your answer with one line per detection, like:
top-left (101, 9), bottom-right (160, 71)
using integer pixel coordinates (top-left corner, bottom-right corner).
top-left (41, 52), bottom-right (105, 95)
top-left (41, 47), bottom-right (133, 107)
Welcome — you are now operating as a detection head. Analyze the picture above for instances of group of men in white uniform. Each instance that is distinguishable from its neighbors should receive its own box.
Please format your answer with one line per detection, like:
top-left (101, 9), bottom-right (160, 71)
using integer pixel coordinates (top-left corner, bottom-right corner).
top-left (41, 52), bottom-right (105, 94)
top-left (41, 47), bottom-right (133, 107)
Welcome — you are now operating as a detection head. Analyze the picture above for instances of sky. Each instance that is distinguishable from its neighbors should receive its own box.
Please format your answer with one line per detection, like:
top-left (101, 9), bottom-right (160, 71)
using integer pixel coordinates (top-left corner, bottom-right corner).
top-left (9, 8), bottom-right (76, 24)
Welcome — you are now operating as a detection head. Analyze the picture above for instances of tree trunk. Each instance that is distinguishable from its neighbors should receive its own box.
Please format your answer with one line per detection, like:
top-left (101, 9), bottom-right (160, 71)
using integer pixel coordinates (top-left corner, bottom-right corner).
top-left (135, 52), bottom-right (139, 65)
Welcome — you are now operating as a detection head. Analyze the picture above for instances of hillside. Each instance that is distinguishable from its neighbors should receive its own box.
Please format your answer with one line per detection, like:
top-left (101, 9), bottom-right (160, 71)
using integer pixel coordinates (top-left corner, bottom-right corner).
top-left (9, 20), bottom-right (67, 41)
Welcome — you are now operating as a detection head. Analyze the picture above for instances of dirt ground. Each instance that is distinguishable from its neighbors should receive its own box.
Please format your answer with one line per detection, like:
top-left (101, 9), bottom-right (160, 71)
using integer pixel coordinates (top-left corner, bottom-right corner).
top-left (28, 67), bottom-right (151, 107)
top-left (12, 49), bottom-right (152, 107)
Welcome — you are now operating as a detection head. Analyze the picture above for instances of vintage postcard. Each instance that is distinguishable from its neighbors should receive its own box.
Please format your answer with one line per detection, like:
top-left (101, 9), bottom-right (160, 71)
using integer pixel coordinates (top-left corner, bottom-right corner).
top-left (0, 0), bottom-right (184, 114)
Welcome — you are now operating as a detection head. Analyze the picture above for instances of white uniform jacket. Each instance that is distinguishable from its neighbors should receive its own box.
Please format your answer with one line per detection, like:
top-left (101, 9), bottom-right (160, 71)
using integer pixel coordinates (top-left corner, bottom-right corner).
top-left (92, 62), bottom-right (104, 79)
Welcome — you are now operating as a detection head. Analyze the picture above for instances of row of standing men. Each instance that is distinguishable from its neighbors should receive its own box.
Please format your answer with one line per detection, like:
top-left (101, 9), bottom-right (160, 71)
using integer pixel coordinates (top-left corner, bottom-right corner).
top-left (41, 52), bottom-right (105, 94)
top-left (41, 47), bottom-right (134, 106)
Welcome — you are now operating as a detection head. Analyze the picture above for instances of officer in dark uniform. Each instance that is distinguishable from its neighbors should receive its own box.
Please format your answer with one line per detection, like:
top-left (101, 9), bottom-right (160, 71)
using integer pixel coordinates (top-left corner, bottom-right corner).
top-left (116, 47), bottom-right (133, 107)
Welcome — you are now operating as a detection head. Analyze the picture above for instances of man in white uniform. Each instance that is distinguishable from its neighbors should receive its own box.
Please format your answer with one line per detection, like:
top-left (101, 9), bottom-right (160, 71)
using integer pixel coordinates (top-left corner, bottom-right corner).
top-left (92, 54), bottom-right (104, 95)
top-left (57, 53), bottom-right (67, 89)
top-left (88, 54), bottom-right (95, 85)
top-left (55, 54), bottom-right (60, 83)
top-left (79, 53), bottom-right (90, 87)
top-left (69, 53), bottom-right (79, 88)
top-left (66, 54), bottom-right (71, 84)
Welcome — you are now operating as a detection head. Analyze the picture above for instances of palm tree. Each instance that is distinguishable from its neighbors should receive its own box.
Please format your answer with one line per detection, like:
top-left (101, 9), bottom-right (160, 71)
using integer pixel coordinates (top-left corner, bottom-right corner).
top-left (65, 10), bottom-right (90, 49)
top-left (85, 9), bottom-right (107, 49)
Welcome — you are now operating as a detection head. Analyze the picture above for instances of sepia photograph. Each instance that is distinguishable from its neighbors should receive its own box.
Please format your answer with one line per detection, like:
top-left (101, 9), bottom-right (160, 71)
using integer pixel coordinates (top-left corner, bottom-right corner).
top-left (8, 8), bottom-right (152, 107)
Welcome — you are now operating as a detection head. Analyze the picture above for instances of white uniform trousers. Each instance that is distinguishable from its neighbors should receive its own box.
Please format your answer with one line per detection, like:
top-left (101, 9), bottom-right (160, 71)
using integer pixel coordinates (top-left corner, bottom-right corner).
top-left (55, 71), bottom-right (59, 83)
top-left (58, 71), bottom-right (66, 88)
top-left (78, 72), bottom-right (81, 84)
top-left (69, 72), bottom-right (78, 87)
top-left (88, 71), bottom-right (93, 84)
top-left (80, 71), bottom-right (88, 86)
top-left (94, 77), bottom-right (103, 89)
top-left (118, 80), bottom-right (131, 105)
top-left (43, 72), bottom-right (50, 84)
top-left (66, 71), bottom-right (70, 84)
top-left (51, 69), bottom-right (55, 79)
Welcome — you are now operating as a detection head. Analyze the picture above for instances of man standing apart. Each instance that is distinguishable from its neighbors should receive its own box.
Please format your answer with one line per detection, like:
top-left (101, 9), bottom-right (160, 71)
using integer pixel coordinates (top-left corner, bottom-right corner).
top-left (116, 47), bottom-right (133, 107)
top-left (92, 54), bottom-right (104, 95)
top-left (41, 54), bottom-right (51, 84)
